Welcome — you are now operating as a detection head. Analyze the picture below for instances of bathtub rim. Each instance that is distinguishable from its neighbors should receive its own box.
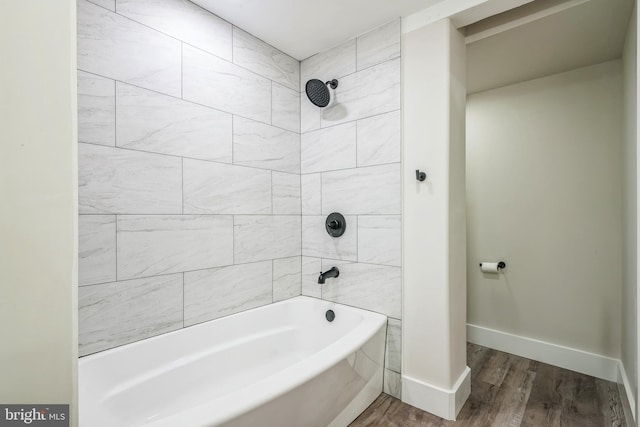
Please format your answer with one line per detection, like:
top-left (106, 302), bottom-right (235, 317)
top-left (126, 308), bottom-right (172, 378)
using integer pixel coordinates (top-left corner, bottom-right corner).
top-left (79, 295), bottom-right (388, 426)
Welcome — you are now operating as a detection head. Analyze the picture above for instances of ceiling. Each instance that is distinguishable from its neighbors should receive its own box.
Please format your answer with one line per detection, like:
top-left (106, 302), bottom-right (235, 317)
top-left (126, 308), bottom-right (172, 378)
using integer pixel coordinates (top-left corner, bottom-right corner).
top-left (466, 0), bottom-right (634, 94)
top-left (191, 0), bottom-right (444, 60)
top-left (191, 0), bottom-right (634, 88)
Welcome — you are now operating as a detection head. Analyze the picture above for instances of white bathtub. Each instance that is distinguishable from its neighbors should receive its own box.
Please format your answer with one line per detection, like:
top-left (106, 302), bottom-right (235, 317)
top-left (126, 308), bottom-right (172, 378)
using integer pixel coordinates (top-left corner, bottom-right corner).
top-left (79, 296), bottom-right (387, 427)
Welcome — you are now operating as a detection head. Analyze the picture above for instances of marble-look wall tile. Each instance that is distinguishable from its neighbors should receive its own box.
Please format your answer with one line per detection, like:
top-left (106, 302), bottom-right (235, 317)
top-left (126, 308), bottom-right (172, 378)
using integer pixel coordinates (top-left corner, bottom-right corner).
top-left (321, 260), bottom-right (401, 318)
top-left (183, 159), bottom-right (271, 214)
top-left (117, 215), bottom-right (233, 280)
top-left (357, 110), bottom-right (401, 167)
top-left (321, 58), bottom-right (400, 127)
top-left (385, 318), bottom-right (402, 373)
top-left (272, 83), bottom-right (301, 133)
top-left (78, 71), bottom-right (115, 146)
top-left (357, 20), bottom-right (401, 71)
top-left (79, 215), bottom-right (116, 286)
top-left (301, 94), bottom-right (321, 133)
top-left (78, 274), bottom-right (183, 355)
top-left (116, 0), bottom-right (232, 61)
top-left (233, 117), bottom-right (300, 173)
top-left (322, 164), bottom-right (400, 215)
top-left (116, 83), bottom-right (232, 162)
top-left (77, 0), bottom-right (181, 97)
top-left (87, 0), bottom-right (115, 11)
top-left (302, 215), bottom-right (357, 261)
top-left (183, 45), bottom-right (271, 124)
top-left (301, 173), bottom-right (321, 215)
top-left (300, 39), bottom-right (356, 88)
top-left (234, 215), bottom-right (301, 263)
top-left (383, 369), bottom-right (402, 399)
top-left (358, 215), bottom-right (401, 267)
top-left (78, 143), bottom-right (182, 214)
top-left (273, 257), bottom-right (302, 302)
top-left (301, 256), bottom-right (322, 298)
top-left (272, 172), bottom-right (301, 215)
top-left (301, 122), bottom-right (356, 174)
top-left (233, 27), bottom-right (299, 91)
top-left (184, 261), bottom-right (272, 326)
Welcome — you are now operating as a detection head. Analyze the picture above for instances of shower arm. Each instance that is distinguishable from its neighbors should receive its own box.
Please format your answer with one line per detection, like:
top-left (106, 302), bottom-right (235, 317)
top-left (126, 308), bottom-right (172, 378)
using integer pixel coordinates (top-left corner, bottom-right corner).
top-left (325, 79), bottom-right (339, 89)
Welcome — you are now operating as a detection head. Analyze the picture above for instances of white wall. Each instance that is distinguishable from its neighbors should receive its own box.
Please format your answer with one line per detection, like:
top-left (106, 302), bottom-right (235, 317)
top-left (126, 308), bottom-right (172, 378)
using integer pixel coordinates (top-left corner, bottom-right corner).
top-left (0, 0), bottom-right (78, 425)
top-left (467, 60), bottom-right (623, 359)
top-left (402, 18), bottom-right (469, 420)
top-left (623, 2), bottom-right (638, 421)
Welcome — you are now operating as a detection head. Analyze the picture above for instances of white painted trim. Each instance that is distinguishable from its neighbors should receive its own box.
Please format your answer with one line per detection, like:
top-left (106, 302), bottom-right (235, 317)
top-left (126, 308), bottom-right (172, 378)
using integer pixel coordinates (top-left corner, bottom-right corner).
top-left (402, 0), bottom-right (486, 34)
top-left (618, 360), bottom-right (637, 422)
top-left (402, 0), bottom-right (534, 35)
top-left (401, 367), bottom-right (471, 420)
top-left (450, 0), bottom-right (534, 28)
top-left (464, 0), bottom-right (589, 43)
top-left (467, 323), bottom-right (619, 382)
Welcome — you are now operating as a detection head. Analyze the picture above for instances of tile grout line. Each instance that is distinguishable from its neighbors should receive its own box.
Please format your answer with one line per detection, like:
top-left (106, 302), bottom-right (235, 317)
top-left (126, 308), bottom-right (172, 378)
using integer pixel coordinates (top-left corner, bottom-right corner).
top-left (302, 108), bottom-right (401, 136)
top-left (355, 35), bottom-right (358, 73)
top-left (85, 1), bottom-right (301, 92)
top-left (79, 212), bottom-right (399, 218)
top-left (356, 215), bottom-right (359, 263)
top-left (298, 55), bottom-right (400, 96)
top-left (85, 0), bottom-right (394, 96)
top-left (355, 117), bottom-right (359, 168)
top-left (81, 67), bottom-right (394, 140)
top-left (115, 214), bottom-right (118, 281)
top-left (112, 78), bottom-right (117, 147)
top-left (80, 54), bottom-right (397, 135)
top-left (77, 69), bottom-right (299, 134)
top-left (319, 171), bottom-right (323, 218)
top-left (78, 140), bottom-right (305, 176)
top-left (113, 72), bottom-right (118, 283)
top-left (78, 252), bottom-right (400, 289)
top-left (299, 74), bottom-right (303, 297)
top-left (182, 272), bottom-right (185, 328)
top-left (231, 24), bottom-right (234, 63)
top-left (181, 158), bottom-right (184, 214)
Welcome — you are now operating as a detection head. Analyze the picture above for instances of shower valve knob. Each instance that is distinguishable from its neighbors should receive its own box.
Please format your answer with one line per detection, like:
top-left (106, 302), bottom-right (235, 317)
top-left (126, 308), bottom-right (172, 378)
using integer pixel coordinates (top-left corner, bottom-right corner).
top-left (325, 213), bottom-right (346, 237)
top-left (327, 220), bottom-right (341, 229)
top-left (416, 170), bottom-right (427, 182)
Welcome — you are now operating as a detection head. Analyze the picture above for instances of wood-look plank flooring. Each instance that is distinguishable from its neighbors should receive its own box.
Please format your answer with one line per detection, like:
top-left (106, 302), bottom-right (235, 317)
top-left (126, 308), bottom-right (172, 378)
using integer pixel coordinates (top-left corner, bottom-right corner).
top-left (350, 343), bottom-right (626, 427)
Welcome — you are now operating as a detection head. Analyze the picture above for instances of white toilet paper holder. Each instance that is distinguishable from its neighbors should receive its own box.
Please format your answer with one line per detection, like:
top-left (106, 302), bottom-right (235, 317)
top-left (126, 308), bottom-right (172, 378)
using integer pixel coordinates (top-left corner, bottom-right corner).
top-left (479, 261), bottom-right (506, 270)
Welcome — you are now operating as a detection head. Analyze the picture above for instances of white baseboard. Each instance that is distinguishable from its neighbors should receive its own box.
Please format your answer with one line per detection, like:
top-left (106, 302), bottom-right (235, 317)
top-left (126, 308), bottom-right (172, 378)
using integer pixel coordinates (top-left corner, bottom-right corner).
top-left (401, 366), bottom-right (471, 420)
top-left (467, 323), bottom-right (620, 382)
top-left (617, 360), bottom-right (636, 423)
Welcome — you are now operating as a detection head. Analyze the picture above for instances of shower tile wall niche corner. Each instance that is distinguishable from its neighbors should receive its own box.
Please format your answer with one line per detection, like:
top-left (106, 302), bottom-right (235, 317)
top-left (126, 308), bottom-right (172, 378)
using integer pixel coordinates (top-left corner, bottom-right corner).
top-left (77, 0), bottom-right (402, 398)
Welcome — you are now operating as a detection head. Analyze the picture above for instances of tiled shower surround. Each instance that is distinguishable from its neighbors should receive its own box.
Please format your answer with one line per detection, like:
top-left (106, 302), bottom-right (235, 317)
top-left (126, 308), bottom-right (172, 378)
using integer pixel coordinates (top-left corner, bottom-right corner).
top-left (77, 0), bottom-right (401, 398)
